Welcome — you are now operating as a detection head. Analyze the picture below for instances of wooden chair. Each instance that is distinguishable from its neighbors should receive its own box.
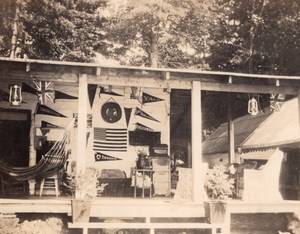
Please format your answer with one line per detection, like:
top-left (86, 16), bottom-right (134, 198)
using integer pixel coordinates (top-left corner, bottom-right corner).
top-left (243, 148), bottom-right (284, 202)
top-left (0, 172), bottom-right (27, 196)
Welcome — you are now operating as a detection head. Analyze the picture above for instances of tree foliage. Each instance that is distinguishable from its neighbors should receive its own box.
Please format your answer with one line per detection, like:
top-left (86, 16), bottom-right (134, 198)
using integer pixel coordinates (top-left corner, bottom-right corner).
top-left (208, 0), bottom-right (300, 75)
top-left (99, 0), bottom-right (214, 68)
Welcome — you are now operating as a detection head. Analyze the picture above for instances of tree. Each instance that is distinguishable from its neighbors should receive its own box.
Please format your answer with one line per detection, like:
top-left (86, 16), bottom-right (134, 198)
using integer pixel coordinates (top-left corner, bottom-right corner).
top-left (10, 0), bottom-right (106, 62)
top-left (99, 0), bottom-right (215, 68)
top-left (208, 0), bottom-right (300, 75)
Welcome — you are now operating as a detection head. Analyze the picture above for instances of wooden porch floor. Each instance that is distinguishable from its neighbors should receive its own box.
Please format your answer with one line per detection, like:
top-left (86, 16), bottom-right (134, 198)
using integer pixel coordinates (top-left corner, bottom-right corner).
top-left (1, 196), bottom-right (300, 217)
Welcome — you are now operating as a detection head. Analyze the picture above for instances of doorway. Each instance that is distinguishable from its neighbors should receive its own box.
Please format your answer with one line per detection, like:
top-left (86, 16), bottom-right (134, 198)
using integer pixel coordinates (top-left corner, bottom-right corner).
top-left (0, 109), bottom-right (31, 167)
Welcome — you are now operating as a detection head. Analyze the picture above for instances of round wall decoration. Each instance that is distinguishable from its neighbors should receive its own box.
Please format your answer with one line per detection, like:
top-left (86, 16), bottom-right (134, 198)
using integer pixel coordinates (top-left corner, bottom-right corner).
top-left (101, 102), bottom-right (122, 123)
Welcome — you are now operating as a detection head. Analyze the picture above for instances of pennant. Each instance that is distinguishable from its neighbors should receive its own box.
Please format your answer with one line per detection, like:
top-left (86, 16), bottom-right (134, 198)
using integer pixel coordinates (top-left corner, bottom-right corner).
top-left (41, 120), bottom-right (63, 129)
top-left (124, 108), bottom-right (132, 127)
top-left (270, 94), bottom-right (285, 112)
top-left (22, 82), bottom-right (37, 95)
top-left (35, 104), bottom-right (67, 118)
top-left (94, 152), bottom-right (122, 162)
top-left (135, 122), bottom-right (154, 132)
top-left (142, 92), bottom-right (163, 104)
top-left (86, 132), bottom-right (90, 147)
top-left (135, 107), bottom-right (160, 122)
top-left (73, 113), bottom-right (92, 128)
top-left (93, 127), bottom-right (127, 152)
top-left (55, 90), bottom-right (78, 100)
top-left (88, 84), bottom-right (97, 108)
top-left (0, 89), bottom-right (9, 102)
top-left (41, 128), bottom-right (50, 136)
top-left (33, 80), bottom-right (55, 105)
top-left (99, 86), bottom-right (123, 97)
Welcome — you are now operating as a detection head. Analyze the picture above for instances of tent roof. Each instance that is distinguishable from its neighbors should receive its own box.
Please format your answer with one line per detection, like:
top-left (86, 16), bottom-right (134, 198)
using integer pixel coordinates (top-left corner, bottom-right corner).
top-left (202, 110), bottom-right (271, 155)
top-left (240, 98), bottom-right (300, 152)
top-left (203, 98), bottom-right (300, 155)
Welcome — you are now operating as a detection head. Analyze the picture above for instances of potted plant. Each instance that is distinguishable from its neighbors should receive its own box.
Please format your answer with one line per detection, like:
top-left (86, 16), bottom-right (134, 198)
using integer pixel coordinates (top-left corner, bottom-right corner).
top-left (65, 167), bottom-right (107, 223)
top-left (204, 165), bottom-right (235, 224)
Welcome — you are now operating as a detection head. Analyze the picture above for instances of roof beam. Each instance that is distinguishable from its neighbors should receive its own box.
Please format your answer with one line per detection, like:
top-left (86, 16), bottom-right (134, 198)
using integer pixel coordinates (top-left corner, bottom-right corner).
top-left (201, 82), bottom-right (299, 95)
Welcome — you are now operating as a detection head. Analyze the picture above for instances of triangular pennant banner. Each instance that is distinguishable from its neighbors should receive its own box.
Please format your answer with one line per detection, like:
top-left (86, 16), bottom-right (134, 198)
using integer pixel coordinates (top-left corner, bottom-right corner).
top-left (35, 104), bottom-right (67, 118)
top-left (22, 82), bottom-right (37, 95)
top-left (33, 80), bottom-right (55, 105)
top-left (41, 120), bottom-right (63, 129)
top-left (55, 90), bottom-right (78, 100)
top-left (270, 94), bottom-right (285, 112)
top-left (124, 108), bottom-right (132, 127)
top-left (142, 92), bottom-right (163, 104)
top-left (135, 122), bottom-right (154, 132)
top-left (40, 128), bottom-right (50, 136)
top-left (94, 152), bottom-right (122, 162)
top-left (135, 107), bottom-right (160, 122)
top-left (86, 132), bottom-right (90, 147)
top-left (88, 84), bottom-right (97, 108)
top-left (0, 89), bottom-right (9, 102)
top-left (99, 86), bottom-right (123, 97)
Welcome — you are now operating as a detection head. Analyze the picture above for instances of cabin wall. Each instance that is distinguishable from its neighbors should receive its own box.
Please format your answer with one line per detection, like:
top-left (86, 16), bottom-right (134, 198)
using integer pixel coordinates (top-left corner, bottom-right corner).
top-left (0, 81), bottom-right (170, 178)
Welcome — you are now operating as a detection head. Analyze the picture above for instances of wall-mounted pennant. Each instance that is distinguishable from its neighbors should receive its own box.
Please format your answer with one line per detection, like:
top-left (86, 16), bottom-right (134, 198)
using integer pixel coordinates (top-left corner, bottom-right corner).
top-left (88, 84), bottom-right (97, 108)
top-left (135, 107), bottom-right (160, 122)
top-left (142, 92), bottom-right (163, 104)
top-left (124, 108), bottom-right (132, 127)
top-left (94, 152), bottom-right (122, 162)
top-left (0, 89), bottom-right (9, 102)
top-left (33, 80), bottom-right (55, 105)
top-left (73, 113), bottom-right (92, 128)
top-left (93, 127), bottom-right (127, 152)
top-left (22, 82), bottom-right (37, 95)
top-left (135, 122), bottom-right (154, 132)
top-left (99, 86), bottom-right (123, 97)
top-left (270, 94), bottom-right (285, 112)
top-left (55, 90), bottom-right (78, 100)
top-left (35, 104), bottom-right (67, 118)
top-left (41, 120), bottom-right (63, 129)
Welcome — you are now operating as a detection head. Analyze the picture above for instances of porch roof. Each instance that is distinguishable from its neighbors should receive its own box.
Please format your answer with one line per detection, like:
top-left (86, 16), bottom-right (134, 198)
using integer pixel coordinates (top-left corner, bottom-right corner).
top-left (1, 57), bottom-right (300, 94)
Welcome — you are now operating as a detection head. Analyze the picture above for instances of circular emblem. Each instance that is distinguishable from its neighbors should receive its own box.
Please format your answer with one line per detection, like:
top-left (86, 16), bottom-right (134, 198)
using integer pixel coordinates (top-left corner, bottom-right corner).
top-left (101, 102), bottom-right (122, 123)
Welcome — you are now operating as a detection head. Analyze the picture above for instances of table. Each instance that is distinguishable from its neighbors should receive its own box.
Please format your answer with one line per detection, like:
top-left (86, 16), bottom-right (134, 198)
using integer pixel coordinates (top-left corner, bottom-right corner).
top-left (133, 168), bottom-right (154, 198)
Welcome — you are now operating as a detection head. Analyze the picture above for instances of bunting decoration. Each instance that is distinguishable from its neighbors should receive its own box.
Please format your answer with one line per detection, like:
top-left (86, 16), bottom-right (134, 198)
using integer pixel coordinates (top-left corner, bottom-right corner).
top-left (73, 113), bottom-right (92, 128)
top-left (0, 89), bottom-right (9, 102)
top-left (94, 152), bottom-right (122, 162)
top-left (33, 80), bottom-right (55, 105)
top-left (135, 107), bottom-right (160, 122)
top-left (41, 120), bottom-right (63, 129)
top-left (135, 122), bottom-right (154, 132)
top-left (35, 104), bottom-right (67, 118)
top-left (93, 127), bottom-right (127, 152)
top-left (88, 84), bottom-right (97, 108)
top-left (99, 86), bottom-right (123, 97)
top-left (124, 108), bottom-right (132, 127)
top-left (142, 92), bottom-right (163, 104)
top-left (22, 82), bottom-right (37, 95)
top-left (270, 94), bottom-right (285, 112)
top-left (55, 90), bottom-right (78, 101)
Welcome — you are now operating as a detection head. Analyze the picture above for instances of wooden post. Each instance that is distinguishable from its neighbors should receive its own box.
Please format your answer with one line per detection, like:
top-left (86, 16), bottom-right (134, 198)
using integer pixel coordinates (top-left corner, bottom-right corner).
top-left (227, 93), bottom-right (235, 164)
top-left (76, 74), bottom-right (88, 179)
top-left (28, 113), bottom-right (37, 195)
top-left (191, 81), bottom-right (202, 203)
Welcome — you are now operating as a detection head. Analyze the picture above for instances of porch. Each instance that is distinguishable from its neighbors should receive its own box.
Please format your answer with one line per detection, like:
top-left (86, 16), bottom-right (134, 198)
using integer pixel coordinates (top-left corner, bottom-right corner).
top-left (1, 197), bottom-right (300, 233)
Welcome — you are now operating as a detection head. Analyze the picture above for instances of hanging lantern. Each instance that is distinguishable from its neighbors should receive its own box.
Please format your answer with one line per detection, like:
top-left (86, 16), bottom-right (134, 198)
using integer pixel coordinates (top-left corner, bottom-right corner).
top-left (248, 97), bottom-right (258, 116)
top-left (9, 84), bottom-right (22, 106)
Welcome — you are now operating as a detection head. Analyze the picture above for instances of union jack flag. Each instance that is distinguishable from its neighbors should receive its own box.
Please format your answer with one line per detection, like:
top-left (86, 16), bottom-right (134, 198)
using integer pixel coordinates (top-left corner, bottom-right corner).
top-left (33, 81), bottom-right (55, 104)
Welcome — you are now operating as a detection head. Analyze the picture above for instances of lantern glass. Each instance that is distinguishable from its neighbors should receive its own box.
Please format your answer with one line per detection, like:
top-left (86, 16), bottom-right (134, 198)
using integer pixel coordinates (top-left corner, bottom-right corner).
top-left (9, 84), bottom-right (22, 106)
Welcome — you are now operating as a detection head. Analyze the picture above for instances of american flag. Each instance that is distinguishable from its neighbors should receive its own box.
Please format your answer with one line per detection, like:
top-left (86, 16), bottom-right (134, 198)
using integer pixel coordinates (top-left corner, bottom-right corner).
top-left (33, 81), bottom-right (55, 105)
top-left (93, 128), bottom-right (127, 152)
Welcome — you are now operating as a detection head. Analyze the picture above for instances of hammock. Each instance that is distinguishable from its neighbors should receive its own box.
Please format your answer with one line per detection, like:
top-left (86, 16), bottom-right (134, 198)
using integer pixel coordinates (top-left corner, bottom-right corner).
top-left (0, 119), bottom-right (75, 181)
